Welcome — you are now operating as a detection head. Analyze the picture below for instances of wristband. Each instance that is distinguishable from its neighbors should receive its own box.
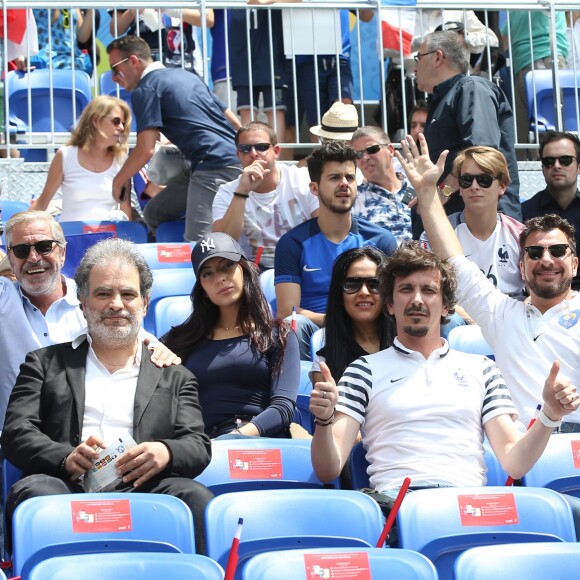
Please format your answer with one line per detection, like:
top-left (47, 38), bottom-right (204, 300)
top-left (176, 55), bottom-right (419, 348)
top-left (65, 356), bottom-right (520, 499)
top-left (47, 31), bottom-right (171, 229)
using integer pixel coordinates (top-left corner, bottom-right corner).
top-left (313, 413), bottom-right (335, 427)
top-left (538, 409), bottom-right (562, 428)
top-left (234, 192), bottom-right (250, 199)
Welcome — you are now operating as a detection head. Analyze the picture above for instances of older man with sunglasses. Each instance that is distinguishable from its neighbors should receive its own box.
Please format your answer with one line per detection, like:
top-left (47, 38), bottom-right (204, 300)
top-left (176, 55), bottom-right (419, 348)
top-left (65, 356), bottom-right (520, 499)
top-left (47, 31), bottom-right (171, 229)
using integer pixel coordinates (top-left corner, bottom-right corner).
top-left (401, 134), bottom-right (580, 432)
top-left (0, 211), bottom-right (177, 431)
top-left (523, 131), bottom-right (580, 291)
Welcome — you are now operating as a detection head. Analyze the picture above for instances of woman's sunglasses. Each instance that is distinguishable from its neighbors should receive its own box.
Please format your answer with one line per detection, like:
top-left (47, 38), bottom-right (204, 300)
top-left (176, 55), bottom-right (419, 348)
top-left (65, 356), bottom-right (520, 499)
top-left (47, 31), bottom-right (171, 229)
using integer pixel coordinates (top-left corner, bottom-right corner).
top-left (9, 240), bottom-right (59, 259)
top-left (458, 173), bottom-right (497, 189)
top-left (342, 277), bottom-right (380, 294)
top-left (523, 244), bottom-right (571, 261)
top-left (106, 116), bottom-right (124, 127)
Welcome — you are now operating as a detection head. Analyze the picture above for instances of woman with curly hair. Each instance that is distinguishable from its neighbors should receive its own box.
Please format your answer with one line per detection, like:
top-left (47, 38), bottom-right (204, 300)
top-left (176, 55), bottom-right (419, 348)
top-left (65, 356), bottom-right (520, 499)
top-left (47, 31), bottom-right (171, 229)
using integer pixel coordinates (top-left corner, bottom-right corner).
top-left (33, 95), bottom-right (132, 221)
top-left (163, 233), bottom-right (300, 438)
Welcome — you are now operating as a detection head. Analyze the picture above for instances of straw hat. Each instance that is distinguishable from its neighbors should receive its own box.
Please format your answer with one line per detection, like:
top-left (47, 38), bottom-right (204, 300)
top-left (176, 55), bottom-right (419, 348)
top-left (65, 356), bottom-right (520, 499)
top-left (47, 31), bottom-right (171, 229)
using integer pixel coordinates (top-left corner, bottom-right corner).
top-left (310, 102), bottom-right (359, 141)
top-left (0, 249), bottom-right (11, 273)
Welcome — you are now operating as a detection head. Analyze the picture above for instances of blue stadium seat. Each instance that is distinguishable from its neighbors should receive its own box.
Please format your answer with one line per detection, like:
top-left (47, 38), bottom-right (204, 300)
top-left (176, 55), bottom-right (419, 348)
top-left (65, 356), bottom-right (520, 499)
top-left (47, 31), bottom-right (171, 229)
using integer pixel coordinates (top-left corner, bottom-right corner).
top-left (2, 459), bottom-right (23, 560)
top-left (205, 489), bottom-right (384, 579)
top-left (27, 552), bottom-right (224, 580)
top-left (294, 362), bottom-right (314, 434)
top-left (100, 70), bottom-right (137, 131)
top-left (525, 69), bottom-right (580, 132)
top-left (455, 542), bottom-right (580, 580)
top-left (0, 199), bottom-right (28, 222)
top-left (6, 69), bottom-right (91, 162)
top-left (62, 232), bottom-right (115, 278)
top-left (135, 242), bottom-right (194, 270)
top-left (259, 269), bottom-right (276, 315)
top-left (523, 433), bottom-right (580, 497)
top-left (244, 547), bottom-right (438, 580)
top-left (59, 221), bottom-right (148, 244)
top-left (398, 486), bottom-right (576, 579)
top-left (156, 220), bottom-right (186, 243)
top-left (447, 325), bottom-right (494, 358)
top-left (153, 295), bottom-right (193, 338)
top-left (12, 493), bottom-right (196, 577)
top-left (309, 327), bottom-right (325, 362)
top-left (195, 439), bottom-right (339, 495)
top-left (144, 268), bottom-right (196, 334)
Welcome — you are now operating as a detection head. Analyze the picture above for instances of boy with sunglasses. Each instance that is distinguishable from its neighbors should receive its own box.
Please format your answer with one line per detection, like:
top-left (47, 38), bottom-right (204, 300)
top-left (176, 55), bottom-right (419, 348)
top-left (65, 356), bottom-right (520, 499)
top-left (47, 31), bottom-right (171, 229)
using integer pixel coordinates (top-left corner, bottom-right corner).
top-left (420, 146), bottom-right (525, 298)
top-left (522, 131), bottom-right (580, 291)
top-left (401, 134), bottom-right (580, 433)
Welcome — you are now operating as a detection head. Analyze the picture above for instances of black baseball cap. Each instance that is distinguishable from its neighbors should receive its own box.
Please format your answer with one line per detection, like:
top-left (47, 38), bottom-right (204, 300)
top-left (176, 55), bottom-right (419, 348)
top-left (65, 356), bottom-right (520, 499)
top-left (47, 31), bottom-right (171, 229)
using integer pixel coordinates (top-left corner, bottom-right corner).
top-left (190, 233), bottom-right (247, 275)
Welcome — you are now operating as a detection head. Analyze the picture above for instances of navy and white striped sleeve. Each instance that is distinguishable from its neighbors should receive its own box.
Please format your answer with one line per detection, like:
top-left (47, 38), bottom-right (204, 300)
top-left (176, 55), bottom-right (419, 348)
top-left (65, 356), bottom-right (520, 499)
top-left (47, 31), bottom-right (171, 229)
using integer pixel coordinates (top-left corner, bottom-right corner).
top-left (335, 356), bottom-right (373, 425)
top-left (481, 356), bottom-right (518, 424)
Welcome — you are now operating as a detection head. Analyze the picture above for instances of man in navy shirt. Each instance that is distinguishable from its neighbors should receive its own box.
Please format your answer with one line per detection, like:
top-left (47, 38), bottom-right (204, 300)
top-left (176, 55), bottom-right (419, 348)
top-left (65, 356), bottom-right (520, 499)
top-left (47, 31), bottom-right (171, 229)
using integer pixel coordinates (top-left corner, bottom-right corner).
top-left (274, 140), bottom-right (397, 358)
top-left (107, 35), bottom-right (241, 241)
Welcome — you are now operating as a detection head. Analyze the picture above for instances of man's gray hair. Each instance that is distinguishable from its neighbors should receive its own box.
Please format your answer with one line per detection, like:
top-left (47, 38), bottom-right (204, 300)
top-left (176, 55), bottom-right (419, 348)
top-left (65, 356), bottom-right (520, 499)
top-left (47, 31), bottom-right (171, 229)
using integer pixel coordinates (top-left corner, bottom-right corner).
top-left (423, 30), bottom-right (470, 74)
top-left (5, 211), bottom-right (66, 248)
top-left (351, 126), bottom-right (391, 144)
top-left (75, 238), bottom-right (154, 299)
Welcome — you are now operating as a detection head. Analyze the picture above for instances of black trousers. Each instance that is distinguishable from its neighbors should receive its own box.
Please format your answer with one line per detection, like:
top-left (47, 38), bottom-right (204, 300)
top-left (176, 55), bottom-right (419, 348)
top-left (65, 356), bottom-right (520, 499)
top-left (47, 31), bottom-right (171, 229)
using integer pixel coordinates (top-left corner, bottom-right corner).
top-left (6, 474), bottom-right (214, 555)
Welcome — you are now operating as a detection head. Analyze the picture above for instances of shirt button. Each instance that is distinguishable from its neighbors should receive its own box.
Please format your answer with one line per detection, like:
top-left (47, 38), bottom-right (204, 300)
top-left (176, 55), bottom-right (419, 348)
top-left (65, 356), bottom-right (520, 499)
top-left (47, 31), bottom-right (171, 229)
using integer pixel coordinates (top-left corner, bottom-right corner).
top-left (33, 308), bottom-right (37, 311)
top-left (44, 333), bottom-right (48, 337)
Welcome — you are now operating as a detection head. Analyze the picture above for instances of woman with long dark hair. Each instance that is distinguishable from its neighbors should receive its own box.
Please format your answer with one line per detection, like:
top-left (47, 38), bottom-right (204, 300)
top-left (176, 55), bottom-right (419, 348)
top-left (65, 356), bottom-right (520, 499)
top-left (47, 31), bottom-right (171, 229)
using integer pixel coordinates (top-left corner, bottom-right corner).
top-left (163, 233), bottom-right (300, 438)
top-left (311, 247), bottom-right (393, 384)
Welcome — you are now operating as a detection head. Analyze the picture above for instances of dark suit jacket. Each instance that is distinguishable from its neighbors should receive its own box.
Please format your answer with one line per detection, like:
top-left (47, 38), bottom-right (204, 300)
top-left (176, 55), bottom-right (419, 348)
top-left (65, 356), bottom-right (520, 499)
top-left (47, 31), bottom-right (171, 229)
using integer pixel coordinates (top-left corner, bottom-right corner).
top-left (0, 340), bottom-right (211, 480)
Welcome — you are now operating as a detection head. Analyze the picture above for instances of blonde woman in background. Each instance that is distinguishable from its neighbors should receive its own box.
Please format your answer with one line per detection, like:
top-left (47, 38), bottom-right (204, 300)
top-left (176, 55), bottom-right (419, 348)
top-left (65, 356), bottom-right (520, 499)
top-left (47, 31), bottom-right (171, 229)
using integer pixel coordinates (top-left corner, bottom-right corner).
top-left (32, 96), bottom-right (132, 221)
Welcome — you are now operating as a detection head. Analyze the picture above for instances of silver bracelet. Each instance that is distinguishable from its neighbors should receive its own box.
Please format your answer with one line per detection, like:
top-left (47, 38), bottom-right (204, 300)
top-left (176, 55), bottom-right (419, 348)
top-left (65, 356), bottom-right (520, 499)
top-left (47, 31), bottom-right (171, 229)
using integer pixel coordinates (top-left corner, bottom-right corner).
top-left (538, 409), bottom-right (562, 428)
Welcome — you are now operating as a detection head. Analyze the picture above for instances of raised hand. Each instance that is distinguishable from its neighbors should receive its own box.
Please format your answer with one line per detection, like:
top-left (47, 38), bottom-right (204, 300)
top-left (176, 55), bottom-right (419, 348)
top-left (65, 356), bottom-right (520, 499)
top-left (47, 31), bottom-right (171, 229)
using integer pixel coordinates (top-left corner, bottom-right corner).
top-left (310, 361), bottom-right (338, 421)
top-left (542, 360), bottom-right (579, 420)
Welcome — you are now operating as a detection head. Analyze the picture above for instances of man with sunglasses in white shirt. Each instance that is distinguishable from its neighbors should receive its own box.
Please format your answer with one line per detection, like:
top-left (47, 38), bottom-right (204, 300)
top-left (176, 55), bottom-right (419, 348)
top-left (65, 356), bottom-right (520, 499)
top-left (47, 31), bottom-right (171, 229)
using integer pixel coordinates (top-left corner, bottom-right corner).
top-left (523, 131), bottom-right (580, 291)
top-left (400, 134), bottom-right (580, 432)
top-left (212, 122), bottom-right (318, 270)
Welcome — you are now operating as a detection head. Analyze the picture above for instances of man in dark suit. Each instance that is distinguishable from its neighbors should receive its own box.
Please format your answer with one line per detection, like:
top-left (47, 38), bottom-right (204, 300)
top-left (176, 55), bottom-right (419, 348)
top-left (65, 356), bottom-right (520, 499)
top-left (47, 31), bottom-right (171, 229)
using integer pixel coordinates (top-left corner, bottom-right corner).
top-left (1, 238), bottom-right (213, 553)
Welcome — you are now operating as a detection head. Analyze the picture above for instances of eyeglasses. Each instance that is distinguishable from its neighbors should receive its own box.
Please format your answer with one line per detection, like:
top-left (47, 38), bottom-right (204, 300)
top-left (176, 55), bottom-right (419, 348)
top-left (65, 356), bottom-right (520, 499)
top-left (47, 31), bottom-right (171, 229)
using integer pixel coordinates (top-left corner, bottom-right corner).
top-left (236, 143), bottom-right (272, 154)
top-left (523, 244), bottom-right (571, 261)
top-left (106, 116), bottom-right (124, 127)
top-left (342, 277), bottom-right (380, 294)
top-left (414, 50), bottom-right (437, 62)
top-left (355, 144), bottom-right (388, 159)
top-left (9, 240), bottom-right (60, 259)
top-left (540, 155), bottom-right (577, 168)
top-left (458, 173), bottom-right (497, 189)
top-left (110, 57), bottom-right (129, 72)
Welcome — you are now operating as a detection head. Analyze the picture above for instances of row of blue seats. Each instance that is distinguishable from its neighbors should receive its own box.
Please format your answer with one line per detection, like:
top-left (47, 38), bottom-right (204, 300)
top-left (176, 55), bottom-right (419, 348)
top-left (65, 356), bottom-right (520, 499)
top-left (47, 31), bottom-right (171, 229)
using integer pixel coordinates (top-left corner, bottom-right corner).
top-left (4, 483), bottom-right (579, 579)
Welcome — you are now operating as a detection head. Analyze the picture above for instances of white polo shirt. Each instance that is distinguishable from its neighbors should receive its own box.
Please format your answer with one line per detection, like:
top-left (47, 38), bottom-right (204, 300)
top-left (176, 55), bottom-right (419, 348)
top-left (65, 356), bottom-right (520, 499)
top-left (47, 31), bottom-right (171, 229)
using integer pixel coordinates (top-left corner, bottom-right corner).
top-left (450, 255), bottom-right (580, 426)
top-left (336, 338), bottom-right (517, 493)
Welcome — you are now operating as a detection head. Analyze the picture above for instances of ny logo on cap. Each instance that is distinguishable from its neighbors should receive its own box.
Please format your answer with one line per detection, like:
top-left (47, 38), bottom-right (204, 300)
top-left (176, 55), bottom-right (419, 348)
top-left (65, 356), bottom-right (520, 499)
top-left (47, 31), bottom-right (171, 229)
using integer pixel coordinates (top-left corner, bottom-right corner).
top-left (199, 238), bottom-right (216, 253)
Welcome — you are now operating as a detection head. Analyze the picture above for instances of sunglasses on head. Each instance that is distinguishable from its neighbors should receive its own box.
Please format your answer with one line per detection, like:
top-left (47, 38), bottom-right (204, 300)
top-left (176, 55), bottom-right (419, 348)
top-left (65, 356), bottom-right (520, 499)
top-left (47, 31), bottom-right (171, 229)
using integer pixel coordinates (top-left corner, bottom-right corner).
top-left (355, 144), bottom-right (387, 159)
top-left (9, 240), bottom-right (59, 259)
top-left (342, 277), bottom-right (380, 294)
top-left (236, 143), bottom-right (272, 154)
top-left (523, 244), bottom-right (571, 261)
top-left (540, 155), bottom-right (577, 168)
top-left (458, 173), bottom-right (497, 189)
top-left (107, 116), bottom-right (124, 127)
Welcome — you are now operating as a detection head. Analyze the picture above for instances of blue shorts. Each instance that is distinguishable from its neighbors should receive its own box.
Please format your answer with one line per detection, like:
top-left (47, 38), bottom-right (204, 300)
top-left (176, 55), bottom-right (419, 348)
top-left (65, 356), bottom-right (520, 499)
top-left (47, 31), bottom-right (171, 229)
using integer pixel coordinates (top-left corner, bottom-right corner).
top-left (286, 56), bottom-right (354, 127)
top-left (236, 85), bottom-right (286, 113)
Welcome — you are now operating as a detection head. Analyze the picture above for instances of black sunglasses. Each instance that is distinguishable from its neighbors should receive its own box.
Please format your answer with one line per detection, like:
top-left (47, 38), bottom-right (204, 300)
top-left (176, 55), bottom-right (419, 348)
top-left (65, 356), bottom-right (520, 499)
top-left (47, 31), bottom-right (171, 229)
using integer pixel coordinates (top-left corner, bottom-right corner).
top-left (9, 240), bottom-right (60, 259)
top-left (236, 143), bottom-right (272, 154)
top-left (342, 277), bottom-right (380, 294)
top-left (355, 144), bottom-right (387, 159)
top-left (540, 155), bottom-right (577, 168)
top-left (107, 116), bottom-right (124, 127)
top-left (458, 173), bottom-right (497, 189)
top-left (523, 244), bottom-right (571, 261)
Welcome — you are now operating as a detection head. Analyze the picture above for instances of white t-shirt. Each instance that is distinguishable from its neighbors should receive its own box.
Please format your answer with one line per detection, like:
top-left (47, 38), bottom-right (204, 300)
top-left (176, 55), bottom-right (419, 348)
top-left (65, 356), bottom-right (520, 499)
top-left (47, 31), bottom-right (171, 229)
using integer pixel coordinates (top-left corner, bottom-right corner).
top-left (450, 255), bottom-right (580, 425)
top-left (59, 145), bottom-right (128, 222)
top-left (212, 164), bottom-right (318, 268)
top-left (336, 338), bottom-right (517, 493)
top-left (421, 212), bottom-right (525, 297)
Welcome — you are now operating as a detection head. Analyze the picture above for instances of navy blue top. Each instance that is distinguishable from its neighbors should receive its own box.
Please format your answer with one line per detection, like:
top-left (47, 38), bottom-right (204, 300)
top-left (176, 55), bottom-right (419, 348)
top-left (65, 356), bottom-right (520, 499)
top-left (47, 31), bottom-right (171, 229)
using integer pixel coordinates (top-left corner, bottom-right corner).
top-left (132, 67), bottom-right (238, 168)
top-left (184, 331), bottom-right (300, 437)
